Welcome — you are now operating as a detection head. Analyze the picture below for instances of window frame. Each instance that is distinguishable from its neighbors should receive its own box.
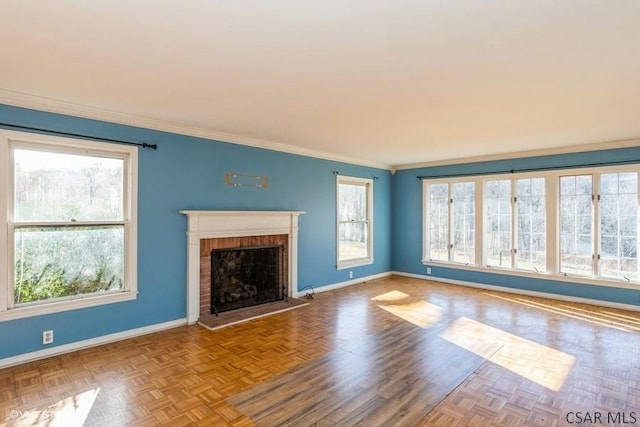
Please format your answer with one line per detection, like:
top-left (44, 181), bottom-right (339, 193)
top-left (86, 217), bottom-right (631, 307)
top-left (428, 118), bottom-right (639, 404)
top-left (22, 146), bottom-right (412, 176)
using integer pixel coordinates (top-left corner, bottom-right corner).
top-left (597, 171), bottom-right (639, 281)
top-left (422, 165), bottom-right (640, 291)
top-left (514, 176), bottom-right (547, 272)
top-left (483, 178), bottom-right (514, 269)
top-left (336, 175), bottom-right (374, 269)
top-left (0, 130), bottom-right (138, 321)
top-left (559, 170), bottom-right (640, 282)
top-left (424, 178), bottom-right (477, 265)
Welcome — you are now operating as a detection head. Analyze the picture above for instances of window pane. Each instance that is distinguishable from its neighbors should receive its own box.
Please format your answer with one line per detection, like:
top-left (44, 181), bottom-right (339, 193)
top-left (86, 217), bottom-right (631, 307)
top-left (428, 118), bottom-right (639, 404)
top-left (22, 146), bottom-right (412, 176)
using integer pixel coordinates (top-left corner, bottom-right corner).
top-left (338, 222), bottom-right (368, 261)
top-left (516, 177), bottom-right (546, 271)
top-left (560, 175), bottom-right (593, 275)
top-left (485, 180), bottom-right (512, 267)
top-left (14, 225), bottom-right (124, 304)
top-left (428, 183), bottom-right (449, 261)
top-left (337, 177), bottom-right (372, 265)
top-left (452, 182), bottom-right (475, 264)
top-left (599, 173), bottom-right (638, 281)
top-left (14, 149), bottom-right (124, 221)
top-left (338, 183), bottom-right (367, 221)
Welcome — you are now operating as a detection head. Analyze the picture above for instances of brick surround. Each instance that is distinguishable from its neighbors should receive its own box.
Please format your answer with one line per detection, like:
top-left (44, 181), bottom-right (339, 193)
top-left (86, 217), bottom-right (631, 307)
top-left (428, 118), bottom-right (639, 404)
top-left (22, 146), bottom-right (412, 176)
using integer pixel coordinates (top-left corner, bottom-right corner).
top-left (199, 234), bottom-right (288, 317)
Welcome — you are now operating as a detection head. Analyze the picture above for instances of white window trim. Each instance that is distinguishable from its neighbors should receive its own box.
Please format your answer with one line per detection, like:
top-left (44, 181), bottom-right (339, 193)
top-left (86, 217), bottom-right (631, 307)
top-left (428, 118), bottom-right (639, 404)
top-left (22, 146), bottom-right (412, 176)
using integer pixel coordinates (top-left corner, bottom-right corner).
top-left (336, 175), bottom-right (374, 269)
top-left (422, 165), bottom-right (640, 291)
top-left (0, 130), bottom-right (138, 322)
top-left (423, 177), bottom-right (478, 265)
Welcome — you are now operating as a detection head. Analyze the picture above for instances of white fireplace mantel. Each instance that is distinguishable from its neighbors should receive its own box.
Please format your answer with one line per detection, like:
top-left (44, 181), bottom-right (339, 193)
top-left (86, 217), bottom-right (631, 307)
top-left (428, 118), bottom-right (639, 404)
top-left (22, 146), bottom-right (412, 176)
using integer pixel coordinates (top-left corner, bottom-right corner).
top-left (180, 210), bottom-right (305, 324)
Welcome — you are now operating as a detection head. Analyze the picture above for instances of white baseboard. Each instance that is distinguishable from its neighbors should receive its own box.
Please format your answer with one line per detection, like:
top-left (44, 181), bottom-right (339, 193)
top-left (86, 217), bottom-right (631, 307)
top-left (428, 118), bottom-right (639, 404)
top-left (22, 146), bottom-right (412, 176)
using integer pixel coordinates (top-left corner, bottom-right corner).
top-left (293, 271), bottom-right (393, 298)
top-left (392, 271), bottom-right (640, 312)
top-left (0, 318), bottom-right (187, 370)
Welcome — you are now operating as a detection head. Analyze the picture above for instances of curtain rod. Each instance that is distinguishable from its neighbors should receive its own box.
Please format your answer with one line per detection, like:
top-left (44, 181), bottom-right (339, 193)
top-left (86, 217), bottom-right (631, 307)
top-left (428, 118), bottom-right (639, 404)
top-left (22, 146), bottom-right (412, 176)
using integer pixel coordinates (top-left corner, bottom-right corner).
top-left (333, 171), bottom-right (379, 180)
top-left (417, 158), bottom-right (640, 180)
top-left (0, 122), bottom-right (158, 150)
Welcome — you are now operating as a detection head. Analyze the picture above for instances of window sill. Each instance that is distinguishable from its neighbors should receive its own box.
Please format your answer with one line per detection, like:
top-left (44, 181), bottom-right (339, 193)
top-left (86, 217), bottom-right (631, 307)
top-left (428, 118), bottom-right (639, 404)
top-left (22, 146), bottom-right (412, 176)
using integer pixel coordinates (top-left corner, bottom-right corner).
top-left (421, 260), bottom-right (640, 291)
top-left (0, 291), bottom-right (138, 322)
top-left (337, 258), bottom-right (374, 270)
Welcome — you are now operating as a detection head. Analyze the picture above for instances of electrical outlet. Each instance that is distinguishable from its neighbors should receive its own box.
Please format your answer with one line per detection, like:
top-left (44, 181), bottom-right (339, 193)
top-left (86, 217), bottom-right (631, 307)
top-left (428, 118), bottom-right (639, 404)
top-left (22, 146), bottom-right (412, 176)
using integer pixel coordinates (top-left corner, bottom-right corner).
top-left (42, 330), bottom-right (54, 345)
top-left (349, 271), bottom-right (353, 279)
top-left (426, 267), bottom-right (432, 275)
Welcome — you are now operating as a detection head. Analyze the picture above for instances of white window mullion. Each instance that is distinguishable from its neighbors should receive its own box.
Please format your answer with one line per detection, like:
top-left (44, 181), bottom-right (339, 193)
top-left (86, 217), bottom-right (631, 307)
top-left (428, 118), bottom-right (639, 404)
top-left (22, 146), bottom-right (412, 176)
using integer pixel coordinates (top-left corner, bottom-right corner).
top-left (511, 179), bottom-right (518, 269)
top-left (0, 135), bottom-right (8, 312)
top-left (422, 180), bottom-right (428, 262)
top-left (594, 174), bottom-right (600, 278)
top-left (546, 172), bottom-right (558, 274)
top-left (637, 175), bottom-right (640, 281)
top-left (475, 177), bottom-right (483, 267)
top-left (448, 186), bottom-right (454, 262)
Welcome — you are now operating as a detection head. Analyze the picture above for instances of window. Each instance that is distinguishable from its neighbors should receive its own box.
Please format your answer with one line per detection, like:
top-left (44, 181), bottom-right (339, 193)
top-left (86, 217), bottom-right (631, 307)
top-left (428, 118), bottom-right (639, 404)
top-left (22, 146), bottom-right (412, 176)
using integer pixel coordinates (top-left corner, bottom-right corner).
top-left (485, 180), bottom-right (512, 267)
top-left (427, 183), bottom-right (449, 262)
top-left (424, 165), bottom-right (640, 288)
top-left (560, 175), bottom-right (593, 275)
top-left (425, 181), bottom-right (476, 264)
top-left (483, 177), bottom-right (547, 270)
top-left (452, 182), bottom-right (476, 264)
top-left (337, 176), bottom-right (373, 268)
top-left (1, 130), bottom-right (138, 320)
top-left (560, 172), bottom-right (639, 280)
top-left (515, 177), bottom-right (546, 272)
top-left (599, 172), bottom-right (638, 281)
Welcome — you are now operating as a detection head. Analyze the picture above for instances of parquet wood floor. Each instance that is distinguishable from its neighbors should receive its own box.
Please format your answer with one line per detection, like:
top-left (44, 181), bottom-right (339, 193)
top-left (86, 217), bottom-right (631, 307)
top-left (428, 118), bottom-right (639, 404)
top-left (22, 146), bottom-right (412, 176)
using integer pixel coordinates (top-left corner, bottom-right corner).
top-left (1, 275), bottom-right (640, 426)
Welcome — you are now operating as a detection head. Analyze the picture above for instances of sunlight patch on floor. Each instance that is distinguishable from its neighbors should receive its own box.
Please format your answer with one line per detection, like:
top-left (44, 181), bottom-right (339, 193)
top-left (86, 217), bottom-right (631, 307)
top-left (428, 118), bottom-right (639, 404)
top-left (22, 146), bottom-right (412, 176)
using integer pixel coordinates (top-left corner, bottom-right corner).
top-left (441, 317), bottom-right (575, 391)
top-left (11, 387), bottom-right (100, 427)
top-left (370, 290), bottom-right (411, 302)
top-left (484, 292), bottom-right (640, 332)
top-left (377, 301), bottom-right (443, 328)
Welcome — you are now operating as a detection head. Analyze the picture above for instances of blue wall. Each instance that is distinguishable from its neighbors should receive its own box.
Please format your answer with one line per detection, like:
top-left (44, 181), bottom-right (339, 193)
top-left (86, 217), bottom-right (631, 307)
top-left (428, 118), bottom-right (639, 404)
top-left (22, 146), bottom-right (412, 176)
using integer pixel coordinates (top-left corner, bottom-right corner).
top-left (0, 104), bottom-right (392, 359)
top-left (392, 148), bottom-right (640, 308)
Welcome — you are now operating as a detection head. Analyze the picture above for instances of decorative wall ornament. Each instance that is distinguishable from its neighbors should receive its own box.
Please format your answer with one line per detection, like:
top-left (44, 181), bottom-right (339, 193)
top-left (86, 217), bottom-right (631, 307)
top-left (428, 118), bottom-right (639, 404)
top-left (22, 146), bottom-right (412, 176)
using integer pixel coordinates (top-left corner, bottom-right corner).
top-left (225, 172), bottom-right (269, 189)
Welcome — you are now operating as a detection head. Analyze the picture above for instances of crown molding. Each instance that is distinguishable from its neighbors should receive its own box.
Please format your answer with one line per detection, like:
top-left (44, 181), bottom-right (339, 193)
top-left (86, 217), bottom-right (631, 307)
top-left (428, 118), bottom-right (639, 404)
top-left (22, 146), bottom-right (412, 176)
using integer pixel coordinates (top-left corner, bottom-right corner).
top-left (5, 89), bottom-right (637, 174)
top-left (391, 137), bottom-right (640, 172)
top-left (0, 89), bottom-right (391, 170)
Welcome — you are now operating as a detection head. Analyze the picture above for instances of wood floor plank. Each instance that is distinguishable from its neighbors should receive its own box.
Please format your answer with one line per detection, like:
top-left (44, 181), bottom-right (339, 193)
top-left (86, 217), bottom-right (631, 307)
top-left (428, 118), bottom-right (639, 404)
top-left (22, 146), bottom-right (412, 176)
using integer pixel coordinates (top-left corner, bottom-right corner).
top-left (228, 320), bottom-right (499, 426)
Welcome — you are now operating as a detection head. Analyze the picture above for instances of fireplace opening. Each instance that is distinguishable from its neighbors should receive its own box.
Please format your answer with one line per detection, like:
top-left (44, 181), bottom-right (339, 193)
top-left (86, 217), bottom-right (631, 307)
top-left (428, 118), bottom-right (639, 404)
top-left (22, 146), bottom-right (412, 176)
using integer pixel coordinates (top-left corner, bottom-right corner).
top-left (211, 245), bottom-right (286, 314)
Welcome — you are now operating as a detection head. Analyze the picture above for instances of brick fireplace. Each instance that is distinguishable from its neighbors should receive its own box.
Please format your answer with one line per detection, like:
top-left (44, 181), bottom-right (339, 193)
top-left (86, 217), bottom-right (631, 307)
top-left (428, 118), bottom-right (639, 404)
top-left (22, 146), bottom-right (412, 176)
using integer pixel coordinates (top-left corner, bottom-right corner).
top-left (203, 235), bottom-right (287, 316)
top-left (180, 210), bottom-right (305, 324)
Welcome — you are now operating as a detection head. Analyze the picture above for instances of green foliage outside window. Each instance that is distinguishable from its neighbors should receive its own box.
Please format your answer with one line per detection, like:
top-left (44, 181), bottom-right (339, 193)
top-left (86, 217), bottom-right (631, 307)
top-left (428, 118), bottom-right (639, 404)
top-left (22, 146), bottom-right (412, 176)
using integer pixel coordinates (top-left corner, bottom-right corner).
top-left (14, 259), bottom-right (122, 304)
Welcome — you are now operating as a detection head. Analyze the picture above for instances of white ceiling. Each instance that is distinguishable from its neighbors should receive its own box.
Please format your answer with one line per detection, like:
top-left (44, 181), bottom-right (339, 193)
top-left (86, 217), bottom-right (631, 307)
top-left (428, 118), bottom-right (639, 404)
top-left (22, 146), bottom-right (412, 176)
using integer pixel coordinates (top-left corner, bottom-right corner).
top-left (1, 0), bottom-right (639, 169)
